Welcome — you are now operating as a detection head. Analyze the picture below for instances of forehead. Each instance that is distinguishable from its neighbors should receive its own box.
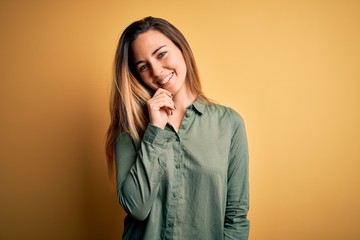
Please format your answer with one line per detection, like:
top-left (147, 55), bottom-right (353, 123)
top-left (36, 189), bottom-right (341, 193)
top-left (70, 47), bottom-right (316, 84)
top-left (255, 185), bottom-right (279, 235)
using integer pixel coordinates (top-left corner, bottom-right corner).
top-left (131, 30), bottom-right (174, 57)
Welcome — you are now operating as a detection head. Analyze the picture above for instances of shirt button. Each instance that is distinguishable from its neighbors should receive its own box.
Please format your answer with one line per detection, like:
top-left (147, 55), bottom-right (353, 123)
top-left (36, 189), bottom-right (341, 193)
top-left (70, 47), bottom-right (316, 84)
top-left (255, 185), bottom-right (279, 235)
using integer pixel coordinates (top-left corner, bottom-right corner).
top-left (172, 192), bottom-right (177, 198)
top-left (175, 164), bottom-right (180, 169)
top-left (185, 112), bottom-right (191, 118)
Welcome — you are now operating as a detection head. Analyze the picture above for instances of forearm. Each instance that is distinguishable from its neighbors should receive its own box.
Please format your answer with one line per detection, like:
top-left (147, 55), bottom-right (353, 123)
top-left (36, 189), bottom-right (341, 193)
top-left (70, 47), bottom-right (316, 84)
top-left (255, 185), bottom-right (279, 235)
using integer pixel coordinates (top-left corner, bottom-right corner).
top-left (224, 204), bottom-right (250, 240)
top-left (224, 110), bottom-right (250, 239)
top-left (118, 149), bottom-right (166, 220)
top-left (116, 124), bottom-right (174, 220)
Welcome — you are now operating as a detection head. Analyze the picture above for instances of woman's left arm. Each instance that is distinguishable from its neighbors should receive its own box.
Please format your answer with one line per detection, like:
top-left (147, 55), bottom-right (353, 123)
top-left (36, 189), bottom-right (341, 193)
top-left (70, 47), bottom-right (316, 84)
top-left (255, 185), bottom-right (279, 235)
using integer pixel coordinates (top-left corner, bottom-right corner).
top-left (224, 110), bottom-right (250, 240)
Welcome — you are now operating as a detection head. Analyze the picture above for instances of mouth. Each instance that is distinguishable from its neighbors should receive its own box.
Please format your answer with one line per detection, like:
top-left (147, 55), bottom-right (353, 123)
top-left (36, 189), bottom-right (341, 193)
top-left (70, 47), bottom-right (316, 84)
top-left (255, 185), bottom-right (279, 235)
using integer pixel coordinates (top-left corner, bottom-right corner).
top-left (158, 72), bottom-right (174, 85)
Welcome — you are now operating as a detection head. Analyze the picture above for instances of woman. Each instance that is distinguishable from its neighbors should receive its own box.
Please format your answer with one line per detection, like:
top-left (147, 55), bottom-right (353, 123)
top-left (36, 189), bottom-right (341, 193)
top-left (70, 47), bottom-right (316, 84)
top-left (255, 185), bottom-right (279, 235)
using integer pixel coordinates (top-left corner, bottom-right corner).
top-left (106, 16), bottom-right (249, 240)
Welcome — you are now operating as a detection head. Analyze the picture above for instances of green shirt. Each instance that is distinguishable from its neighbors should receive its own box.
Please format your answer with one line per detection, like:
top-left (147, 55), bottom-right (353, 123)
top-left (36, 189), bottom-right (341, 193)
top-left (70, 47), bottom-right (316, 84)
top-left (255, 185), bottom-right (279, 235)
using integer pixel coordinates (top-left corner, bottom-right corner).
top-left (115, 100), bottom-right (249, 240)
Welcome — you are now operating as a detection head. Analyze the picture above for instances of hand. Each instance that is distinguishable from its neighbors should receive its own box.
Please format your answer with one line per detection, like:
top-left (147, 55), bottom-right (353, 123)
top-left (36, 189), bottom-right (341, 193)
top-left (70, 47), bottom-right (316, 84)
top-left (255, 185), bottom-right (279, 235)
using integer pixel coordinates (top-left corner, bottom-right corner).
top-left (146, 88), bottom-right (176, 129)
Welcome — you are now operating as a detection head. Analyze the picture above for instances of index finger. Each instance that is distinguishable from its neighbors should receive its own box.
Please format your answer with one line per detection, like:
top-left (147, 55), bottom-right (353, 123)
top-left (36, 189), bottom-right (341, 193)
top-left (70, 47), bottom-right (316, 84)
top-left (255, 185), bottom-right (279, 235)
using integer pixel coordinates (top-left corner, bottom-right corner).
top-left (153, 88), bottom-right (172, 98)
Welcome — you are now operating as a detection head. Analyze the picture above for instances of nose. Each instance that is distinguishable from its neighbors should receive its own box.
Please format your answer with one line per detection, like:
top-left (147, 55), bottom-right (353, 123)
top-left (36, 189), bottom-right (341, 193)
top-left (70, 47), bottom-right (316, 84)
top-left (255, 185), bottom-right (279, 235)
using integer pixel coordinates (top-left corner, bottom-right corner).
top-left (151, 61), bottom-right (163, 77)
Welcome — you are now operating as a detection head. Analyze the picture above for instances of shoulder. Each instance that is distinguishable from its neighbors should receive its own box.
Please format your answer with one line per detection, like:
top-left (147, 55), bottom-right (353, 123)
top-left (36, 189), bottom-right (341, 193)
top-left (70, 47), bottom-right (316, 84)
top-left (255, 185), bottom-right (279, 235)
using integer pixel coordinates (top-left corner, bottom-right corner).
top-left (116, 131), bottom-right (139, 150)
top-left (203, 102), bottom-right (245, 126)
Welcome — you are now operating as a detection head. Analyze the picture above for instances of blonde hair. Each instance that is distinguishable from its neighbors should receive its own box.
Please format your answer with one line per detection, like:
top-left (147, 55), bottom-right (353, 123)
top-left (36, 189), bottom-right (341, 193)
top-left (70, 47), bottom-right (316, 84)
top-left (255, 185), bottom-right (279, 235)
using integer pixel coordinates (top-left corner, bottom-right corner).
top-left (106, 17), bottom-right (210, 172)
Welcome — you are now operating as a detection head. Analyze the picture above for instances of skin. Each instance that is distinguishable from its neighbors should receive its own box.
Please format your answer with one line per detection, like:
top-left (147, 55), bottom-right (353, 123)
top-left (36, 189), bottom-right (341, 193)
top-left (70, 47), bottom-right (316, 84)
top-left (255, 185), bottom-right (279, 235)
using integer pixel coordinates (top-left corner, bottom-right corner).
top-left (131, 30), bottom-right (196, 131)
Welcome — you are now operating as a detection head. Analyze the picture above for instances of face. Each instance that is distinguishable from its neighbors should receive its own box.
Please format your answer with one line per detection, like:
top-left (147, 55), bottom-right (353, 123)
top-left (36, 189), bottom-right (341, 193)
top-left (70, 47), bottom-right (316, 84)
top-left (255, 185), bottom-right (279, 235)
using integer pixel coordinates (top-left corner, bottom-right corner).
top-left (131, 30), bottom-right (188, 95)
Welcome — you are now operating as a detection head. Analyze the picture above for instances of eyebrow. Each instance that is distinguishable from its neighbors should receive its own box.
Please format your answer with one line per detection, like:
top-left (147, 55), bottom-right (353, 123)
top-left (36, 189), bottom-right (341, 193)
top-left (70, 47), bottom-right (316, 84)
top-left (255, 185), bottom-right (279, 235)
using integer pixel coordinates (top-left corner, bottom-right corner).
top-left (134, 45), bottom-right (167, 66)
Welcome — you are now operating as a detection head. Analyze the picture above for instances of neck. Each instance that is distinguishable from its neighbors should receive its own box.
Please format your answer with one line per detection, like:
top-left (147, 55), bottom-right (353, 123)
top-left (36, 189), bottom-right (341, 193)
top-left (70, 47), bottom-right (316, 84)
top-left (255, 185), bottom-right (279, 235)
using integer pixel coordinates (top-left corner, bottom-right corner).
top-left (167, 86), bottom-right (196, 132)
top-left (172, 87), bottom-right (196, 111)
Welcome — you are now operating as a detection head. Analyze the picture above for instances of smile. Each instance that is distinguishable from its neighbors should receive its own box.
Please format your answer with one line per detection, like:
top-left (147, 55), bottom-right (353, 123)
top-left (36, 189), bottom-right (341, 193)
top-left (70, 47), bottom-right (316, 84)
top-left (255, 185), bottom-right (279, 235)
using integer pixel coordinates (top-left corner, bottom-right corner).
top-left (158, 72), bottom-right (174, 85)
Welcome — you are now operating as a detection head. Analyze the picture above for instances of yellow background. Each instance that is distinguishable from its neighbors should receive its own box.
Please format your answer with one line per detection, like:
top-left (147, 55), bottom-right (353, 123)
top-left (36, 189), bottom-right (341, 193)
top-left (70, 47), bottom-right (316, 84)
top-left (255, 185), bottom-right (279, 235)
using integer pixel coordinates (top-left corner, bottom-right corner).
top-left (1, 0), bottom-right (359, 239)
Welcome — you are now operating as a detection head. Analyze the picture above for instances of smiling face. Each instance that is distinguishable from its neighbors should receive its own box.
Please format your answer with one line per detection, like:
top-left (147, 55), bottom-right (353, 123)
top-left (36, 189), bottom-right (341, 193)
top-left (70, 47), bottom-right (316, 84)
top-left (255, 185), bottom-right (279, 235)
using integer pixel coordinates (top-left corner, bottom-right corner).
top-left (131, 30), bottom-right (189, 96)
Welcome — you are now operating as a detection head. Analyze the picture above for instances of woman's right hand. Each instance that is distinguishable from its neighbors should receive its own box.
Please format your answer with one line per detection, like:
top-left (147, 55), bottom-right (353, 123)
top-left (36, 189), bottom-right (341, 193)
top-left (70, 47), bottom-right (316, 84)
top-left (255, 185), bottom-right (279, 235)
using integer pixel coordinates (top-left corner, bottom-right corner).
top-left (146, 88), bottom-right (175, 129)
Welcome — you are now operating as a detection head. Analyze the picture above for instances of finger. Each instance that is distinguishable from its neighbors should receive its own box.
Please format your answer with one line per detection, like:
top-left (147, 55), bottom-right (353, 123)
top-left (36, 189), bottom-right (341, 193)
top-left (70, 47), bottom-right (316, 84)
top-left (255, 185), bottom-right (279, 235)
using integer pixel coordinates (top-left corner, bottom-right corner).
top-left (151, 90), bottom-right (173, 104)
top-left (148, 98), bottom-right (175, 111)
top-left (165, 108), bottom-right (173, 116)
top-left (148, 94), bottom-right (175, 108)
top-left (153, 88), bottom-right (172, 98)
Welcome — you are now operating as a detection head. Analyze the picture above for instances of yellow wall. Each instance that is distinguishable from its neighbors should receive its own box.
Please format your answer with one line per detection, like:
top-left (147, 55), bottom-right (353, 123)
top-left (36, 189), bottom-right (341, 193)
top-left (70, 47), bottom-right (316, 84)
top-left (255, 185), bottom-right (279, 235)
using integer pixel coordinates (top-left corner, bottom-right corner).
top-left (1, 1), bottom-right (359, 239)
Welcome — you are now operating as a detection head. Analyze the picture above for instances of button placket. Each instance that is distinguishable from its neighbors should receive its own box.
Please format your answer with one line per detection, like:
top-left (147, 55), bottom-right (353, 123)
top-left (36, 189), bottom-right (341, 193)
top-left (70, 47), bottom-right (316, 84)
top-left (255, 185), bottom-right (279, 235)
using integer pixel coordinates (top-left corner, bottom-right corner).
top-left (164, 135), bottom-right (182, 239)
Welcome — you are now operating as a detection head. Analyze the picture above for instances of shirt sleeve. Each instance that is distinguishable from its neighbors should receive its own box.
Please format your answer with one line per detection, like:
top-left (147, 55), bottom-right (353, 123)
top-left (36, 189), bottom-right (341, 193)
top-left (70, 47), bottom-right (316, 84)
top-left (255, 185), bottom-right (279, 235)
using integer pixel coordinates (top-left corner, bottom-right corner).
top-left (224, 110), bottom-right (250, 240)
top-left (115, 124), bottom-right (174, 221)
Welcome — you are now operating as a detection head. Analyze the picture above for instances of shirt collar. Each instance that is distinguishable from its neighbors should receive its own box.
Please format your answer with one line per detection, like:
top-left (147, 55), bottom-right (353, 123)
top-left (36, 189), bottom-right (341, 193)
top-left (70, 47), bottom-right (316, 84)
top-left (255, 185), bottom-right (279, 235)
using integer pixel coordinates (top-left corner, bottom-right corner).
top-left (192, 99), bottom-right (206, 115)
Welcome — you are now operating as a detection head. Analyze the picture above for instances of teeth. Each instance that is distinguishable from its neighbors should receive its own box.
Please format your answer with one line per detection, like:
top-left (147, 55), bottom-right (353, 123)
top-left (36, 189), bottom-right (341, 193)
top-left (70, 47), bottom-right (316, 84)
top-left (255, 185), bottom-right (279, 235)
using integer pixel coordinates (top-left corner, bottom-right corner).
top-left (159, 72), bottom-right (173, 85)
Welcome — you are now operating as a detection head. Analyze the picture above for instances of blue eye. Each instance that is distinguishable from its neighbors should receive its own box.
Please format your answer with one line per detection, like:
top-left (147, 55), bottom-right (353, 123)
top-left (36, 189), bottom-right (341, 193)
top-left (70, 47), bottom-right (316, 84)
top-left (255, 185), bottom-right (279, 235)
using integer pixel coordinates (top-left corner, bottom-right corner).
top-left (158, 51), bottom-right (167, 58)
top-left (139, 64), bottom-right (148, 72)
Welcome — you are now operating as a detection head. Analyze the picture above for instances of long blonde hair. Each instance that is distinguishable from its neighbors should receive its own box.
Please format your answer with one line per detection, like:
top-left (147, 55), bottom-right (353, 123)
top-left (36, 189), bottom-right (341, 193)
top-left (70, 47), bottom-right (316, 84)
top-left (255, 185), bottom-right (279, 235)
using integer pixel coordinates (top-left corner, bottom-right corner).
top-left (106, 17), bottom-right (210, 172)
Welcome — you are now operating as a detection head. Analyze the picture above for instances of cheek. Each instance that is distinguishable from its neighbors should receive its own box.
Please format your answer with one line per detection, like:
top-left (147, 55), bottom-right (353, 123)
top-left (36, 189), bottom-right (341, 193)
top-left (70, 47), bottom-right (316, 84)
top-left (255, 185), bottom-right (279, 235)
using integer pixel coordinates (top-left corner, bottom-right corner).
top-left (138, 70), bottom-right (150, 82)
top-left (172, 53), bottom-right (187, 75)
top-left (138, 73), bottom-right (151, 84)
top-left (178, 59), bottom-right (187, 78)
top-left (139, 74), bottom-right (158, 89)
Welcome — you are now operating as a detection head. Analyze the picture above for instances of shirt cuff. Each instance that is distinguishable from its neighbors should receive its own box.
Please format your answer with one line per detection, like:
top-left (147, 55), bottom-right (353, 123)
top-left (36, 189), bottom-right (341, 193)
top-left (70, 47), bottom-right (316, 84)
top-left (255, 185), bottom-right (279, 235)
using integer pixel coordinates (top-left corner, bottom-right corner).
top-left (142, 123), bottom-right (176, 148)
